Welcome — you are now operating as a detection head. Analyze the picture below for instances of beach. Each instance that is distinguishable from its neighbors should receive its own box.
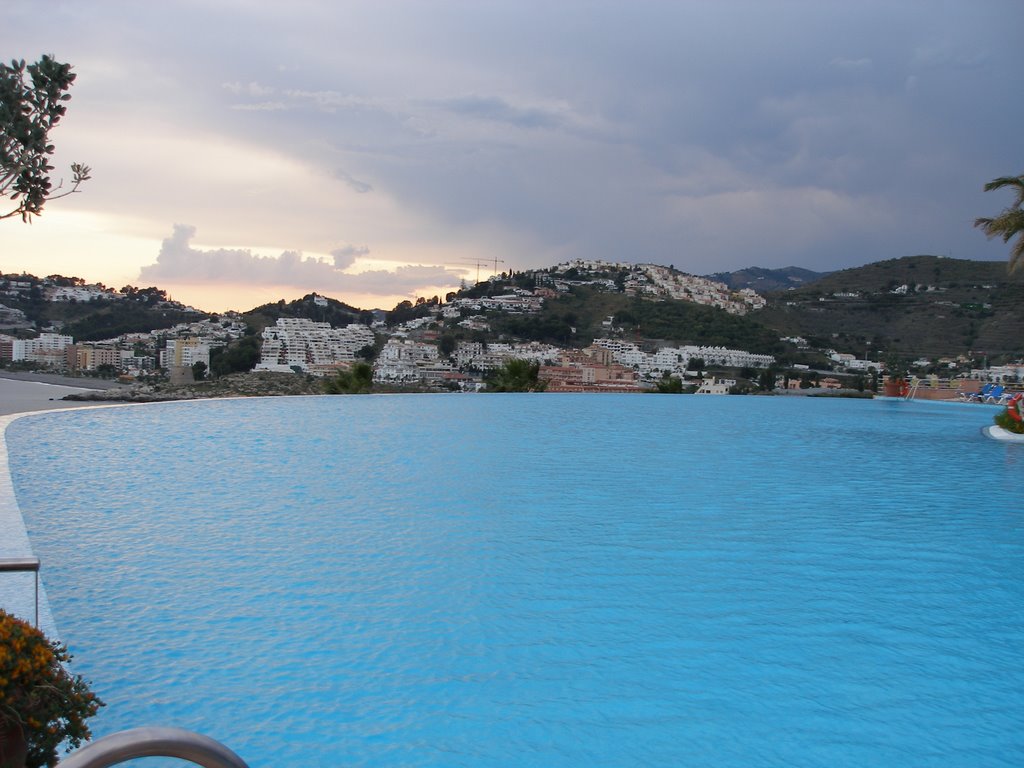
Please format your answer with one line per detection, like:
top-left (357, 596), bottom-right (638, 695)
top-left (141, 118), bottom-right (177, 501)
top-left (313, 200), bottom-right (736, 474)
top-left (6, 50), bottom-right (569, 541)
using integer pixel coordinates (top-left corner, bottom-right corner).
top-left (0, 372), bottom-right (125, 417)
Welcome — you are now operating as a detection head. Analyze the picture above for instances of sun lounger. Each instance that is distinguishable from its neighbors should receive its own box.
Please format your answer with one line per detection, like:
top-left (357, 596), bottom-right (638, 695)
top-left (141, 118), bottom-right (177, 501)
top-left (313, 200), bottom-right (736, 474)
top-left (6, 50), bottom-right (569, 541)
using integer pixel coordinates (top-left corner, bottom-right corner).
top-left (961, 383), bottom-right (994, 402)
top-left (983, 384), bottom-right (1005, 403)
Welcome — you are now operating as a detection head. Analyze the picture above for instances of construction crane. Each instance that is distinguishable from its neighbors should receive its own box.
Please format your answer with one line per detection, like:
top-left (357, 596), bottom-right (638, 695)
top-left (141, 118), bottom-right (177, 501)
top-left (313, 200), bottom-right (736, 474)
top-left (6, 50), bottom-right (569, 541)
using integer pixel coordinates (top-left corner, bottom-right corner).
top-left (454, 257), bottom-right (506, 284)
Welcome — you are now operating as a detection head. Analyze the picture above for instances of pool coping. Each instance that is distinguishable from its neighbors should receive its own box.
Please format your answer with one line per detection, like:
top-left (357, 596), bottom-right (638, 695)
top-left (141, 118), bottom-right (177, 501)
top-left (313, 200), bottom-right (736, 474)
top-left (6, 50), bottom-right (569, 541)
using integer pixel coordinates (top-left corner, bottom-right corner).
top-left (0, 403), bottom-right (130, 637)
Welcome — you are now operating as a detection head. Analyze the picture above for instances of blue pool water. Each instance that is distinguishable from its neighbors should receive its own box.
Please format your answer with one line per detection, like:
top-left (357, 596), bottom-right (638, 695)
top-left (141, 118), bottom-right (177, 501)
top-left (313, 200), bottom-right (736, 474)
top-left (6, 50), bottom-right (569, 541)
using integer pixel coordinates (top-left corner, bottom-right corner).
top-left (5, 394), bottom-right (1024, 767)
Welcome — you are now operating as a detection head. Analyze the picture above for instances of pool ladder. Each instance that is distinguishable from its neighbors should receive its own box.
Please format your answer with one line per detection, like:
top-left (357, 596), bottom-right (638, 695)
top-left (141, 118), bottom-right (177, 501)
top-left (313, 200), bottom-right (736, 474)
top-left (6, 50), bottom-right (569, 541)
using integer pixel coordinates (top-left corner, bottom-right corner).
top-left (0, 557), bottom-right (40, 627)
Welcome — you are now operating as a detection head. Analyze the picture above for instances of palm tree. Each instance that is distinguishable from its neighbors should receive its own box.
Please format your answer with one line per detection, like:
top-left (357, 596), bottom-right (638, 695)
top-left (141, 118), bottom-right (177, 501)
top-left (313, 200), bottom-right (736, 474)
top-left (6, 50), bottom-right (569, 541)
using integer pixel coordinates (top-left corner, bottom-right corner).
top-left (974, 174), bottom-right (1024, 272)
top-left (487, 358), bottom-right (546, 392)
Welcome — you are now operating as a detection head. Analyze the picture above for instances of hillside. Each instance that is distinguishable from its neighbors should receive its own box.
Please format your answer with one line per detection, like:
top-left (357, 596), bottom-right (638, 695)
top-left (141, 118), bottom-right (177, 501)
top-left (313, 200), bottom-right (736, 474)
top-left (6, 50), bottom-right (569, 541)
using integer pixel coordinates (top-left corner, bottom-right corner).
top-left (705, 266), bottom-right (828, 292)
top-left (0, 277), bottom-right (205, 341)
top-left (756, 255), bottom-right (1024, 360)
top-left (488, 286), bottom-right (785, 355)
top-left (241, 293), bottom-right (375, 333)
top-left (6, 256), bottom-right (1021, 367)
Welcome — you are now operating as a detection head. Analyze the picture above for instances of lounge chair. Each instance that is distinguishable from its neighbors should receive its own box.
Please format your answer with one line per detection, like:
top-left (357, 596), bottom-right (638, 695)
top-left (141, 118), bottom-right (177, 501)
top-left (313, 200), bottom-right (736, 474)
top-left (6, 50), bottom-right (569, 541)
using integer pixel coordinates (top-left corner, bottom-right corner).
top-left (983, 384), bottom-right (1005, 403)
top-left (961, 383), bottom-right (993, 402)
top-left (991, 389), bottom-right (1015, 405)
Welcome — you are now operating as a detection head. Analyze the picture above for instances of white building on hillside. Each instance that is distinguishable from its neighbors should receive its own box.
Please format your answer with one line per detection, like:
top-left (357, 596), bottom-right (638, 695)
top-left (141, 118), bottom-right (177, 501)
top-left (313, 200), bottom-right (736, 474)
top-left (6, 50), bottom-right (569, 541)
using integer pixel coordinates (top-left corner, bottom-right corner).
top-left (161, 337), bottom-right (213, 369)
top-left (592, 338), bottom-right (774, 379)
top-left (255, 318), bottom-right (375, 374)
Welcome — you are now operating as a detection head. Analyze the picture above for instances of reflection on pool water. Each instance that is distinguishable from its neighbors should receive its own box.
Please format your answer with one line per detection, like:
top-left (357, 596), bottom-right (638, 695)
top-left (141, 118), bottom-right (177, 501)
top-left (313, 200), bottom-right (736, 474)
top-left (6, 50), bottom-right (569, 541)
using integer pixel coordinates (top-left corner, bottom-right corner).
top-left (6, 394), bottom-right (1024, 767)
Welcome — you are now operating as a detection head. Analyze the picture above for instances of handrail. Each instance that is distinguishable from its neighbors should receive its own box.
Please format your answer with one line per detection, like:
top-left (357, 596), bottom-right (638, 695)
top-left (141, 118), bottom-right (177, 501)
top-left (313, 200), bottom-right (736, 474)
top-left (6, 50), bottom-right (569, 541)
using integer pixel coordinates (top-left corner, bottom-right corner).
top-left (58, 727), bottom-right (249, 768)
top-left (0, 556), bottom-right (40, 627)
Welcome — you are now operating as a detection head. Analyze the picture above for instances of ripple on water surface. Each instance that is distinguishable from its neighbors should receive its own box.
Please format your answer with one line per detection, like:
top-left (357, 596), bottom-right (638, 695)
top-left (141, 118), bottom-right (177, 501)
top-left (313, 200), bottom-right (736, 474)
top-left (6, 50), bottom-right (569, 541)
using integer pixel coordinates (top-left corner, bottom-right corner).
top-left (6, 395), bottom-right (1024, 767)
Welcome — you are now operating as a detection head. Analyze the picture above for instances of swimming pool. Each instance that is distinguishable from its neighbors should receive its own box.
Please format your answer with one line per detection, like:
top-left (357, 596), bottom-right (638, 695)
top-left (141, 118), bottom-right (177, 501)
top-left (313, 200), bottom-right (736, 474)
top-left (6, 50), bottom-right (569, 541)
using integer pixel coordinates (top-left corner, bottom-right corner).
top-left (5, 395), bottom-right (1023, 766)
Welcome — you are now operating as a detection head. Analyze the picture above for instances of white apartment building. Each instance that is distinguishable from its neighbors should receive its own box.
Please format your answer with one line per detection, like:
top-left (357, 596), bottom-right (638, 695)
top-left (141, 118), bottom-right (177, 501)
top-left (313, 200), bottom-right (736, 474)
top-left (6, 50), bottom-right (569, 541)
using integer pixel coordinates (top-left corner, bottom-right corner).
top-left (9, 332), bottom-right (74, 367)
top-left (255, 318), bottom-right (375, 373)
top-left (374, 339), bottom-right (439, 382)
top-left (450, 340), bottom-right (560, 372)
top-left (161, 337), bottom-right (213, 369)
top-left (592, 338), bottom-right (774, 378)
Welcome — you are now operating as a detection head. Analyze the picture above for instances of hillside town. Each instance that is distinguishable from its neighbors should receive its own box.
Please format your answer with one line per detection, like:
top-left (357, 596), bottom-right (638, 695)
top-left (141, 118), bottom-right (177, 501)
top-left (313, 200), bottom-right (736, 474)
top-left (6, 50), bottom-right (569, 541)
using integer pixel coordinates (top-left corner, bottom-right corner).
top-left (2, 261), bottom-right (1021, 395)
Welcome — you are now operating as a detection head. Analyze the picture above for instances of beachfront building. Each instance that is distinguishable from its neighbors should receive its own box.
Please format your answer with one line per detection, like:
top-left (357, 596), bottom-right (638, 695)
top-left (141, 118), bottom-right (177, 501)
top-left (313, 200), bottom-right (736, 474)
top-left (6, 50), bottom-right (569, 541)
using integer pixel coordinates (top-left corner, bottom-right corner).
top-left (1, 332), bottom-right (74, 368)
top-left (71, 344), bottom-right (122, 372)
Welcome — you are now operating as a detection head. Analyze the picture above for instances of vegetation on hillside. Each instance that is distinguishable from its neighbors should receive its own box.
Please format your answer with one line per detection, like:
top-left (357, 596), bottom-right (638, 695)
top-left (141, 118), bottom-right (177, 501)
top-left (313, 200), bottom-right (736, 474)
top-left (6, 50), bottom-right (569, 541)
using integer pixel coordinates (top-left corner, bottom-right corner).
top-left (756, 255), bottom-right (1024, 361)
top-left (209, 333), bottom-right (261, 377)
top-left (242, 293), bottom-right (373, 334)
top-left (59, 301), bottom-right (202, 342)
top-left (704, 266), bottom-right (827, 292)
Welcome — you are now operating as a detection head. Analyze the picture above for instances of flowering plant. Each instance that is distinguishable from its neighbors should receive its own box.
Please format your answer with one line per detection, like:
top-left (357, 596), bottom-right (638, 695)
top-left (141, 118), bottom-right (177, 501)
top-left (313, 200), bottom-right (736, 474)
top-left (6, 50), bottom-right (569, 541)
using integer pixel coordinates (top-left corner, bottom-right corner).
top-left (0, 610), bottom-right (103, 768)
top-left (991, 399), bottom-right (1024, 436)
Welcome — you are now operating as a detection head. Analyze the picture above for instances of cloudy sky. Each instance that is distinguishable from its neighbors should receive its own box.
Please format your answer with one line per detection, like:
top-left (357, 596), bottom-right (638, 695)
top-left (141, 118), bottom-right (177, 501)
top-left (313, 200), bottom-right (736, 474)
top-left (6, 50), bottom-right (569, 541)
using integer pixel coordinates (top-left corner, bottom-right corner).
top-left (2, 1), bottom-right (1021, 312)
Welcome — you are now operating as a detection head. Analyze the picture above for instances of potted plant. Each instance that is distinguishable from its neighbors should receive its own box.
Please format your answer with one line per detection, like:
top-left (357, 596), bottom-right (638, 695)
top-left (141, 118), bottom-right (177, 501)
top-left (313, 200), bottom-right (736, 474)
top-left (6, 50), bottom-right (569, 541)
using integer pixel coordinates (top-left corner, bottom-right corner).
top-left (0, 610), bottom-right (103, 768)
top-left (883, 354), bottom-right (908, 397)
top-left (993, 393), bottom-right (1024, 436)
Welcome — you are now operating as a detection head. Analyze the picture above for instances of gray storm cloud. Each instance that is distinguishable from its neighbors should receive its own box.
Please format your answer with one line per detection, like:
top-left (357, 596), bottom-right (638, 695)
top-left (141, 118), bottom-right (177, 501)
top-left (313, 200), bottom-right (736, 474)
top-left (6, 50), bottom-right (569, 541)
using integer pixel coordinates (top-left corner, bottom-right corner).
top-left (5, 0), bottom-right (1022, 293)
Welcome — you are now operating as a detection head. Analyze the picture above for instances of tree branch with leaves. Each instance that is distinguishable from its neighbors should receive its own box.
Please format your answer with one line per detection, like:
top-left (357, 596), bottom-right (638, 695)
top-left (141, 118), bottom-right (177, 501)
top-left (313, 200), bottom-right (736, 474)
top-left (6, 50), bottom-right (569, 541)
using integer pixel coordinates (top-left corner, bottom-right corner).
top-left (1, 55), bottom-right (91, 222)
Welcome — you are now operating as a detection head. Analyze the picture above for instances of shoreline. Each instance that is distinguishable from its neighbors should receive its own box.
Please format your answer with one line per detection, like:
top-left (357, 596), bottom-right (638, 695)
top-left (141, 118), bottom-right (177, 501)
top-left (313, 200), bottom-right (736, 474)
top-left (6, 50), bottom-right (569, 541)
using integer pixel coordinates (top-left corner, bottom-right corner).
top-left (0, 375), bottom-right (125, 417)
top-left (0, 370), bottom-right (127, 390)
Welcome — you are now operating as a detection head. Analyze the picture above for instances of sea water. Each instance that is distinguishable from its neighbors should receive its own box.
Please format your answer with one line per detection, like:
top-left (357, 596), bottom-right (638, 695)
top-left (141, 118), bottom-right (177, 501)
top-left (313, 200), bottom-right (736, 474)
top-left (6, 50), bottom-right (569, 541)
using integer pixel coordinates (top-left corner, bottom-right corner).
top-left (4, 394), bottom-right (1023, 767)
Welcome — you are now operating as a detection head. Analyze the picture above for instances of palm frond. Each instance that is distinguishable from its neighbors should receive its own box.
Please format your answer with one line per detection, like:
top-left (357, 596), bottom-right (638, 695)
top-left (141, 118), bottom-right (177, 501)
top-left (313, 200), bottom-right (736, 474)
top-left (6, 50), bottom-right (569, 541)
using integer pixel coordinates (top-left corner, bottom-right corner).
top-left (1011, 230), bottom-right (1024, 274)
top-left (982, 174), bottom-right (1024, 209)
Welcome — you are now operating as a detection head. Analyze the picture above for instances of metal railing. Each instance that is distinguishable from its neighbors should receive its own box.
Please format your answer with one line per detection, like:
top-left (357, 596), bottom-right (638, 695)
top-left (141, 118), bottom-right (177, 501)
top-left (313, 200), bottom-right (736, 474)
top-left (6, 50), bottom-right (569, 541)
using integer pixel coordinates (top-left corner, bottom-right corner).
top-left (0, 556), bottom-right (40, 627)
top-left (59, 727), bottom-right (249, 768)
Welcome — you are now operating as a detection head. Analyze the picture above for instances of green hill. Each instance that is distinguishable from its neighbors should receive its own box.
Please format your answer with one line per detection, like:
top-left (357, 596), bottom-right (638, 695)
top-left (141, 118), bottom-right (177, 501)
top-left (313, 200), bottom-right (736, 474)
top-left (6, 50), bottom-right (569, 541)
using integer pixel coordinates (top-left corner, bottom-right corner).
top-left (705, 266), bottom-right (828, 292)
top-left (241, 293), bottom-right (374, 333)
top-left (756, 255), bottom-right (1024, 360)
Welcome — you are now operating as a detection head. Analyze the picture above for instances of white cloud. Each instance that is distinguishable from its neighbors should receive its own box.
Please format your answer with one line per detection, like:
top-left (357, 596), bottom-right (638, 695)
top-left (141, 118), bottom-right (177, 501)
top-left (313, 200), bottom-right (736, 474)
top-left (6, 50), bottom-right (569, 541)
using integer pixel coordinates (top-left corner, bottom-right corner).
top-left (138, 225), bottom-right (461, 295)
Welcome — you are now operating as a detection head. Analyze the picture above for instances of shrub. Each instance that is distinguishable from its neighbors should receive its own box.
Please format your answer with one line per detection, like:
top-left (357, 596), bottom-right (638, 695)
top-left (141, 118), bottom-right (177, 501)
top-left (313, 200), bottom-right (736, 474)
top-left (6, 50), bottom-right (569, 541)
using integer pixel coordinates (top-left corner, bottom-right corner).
top-left (0, 610), bottom-right (103, 768)
top-left (994, 410), bottom-right (1024, 434)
